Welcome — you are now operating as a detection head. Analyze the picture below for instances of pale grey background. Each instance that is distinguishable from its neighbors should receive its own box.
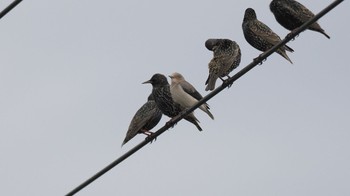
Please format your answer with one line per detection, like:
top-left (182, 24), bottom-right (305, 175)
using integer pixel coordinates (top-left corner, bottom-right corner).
top-left (0, 0), bottom-right (349, 196)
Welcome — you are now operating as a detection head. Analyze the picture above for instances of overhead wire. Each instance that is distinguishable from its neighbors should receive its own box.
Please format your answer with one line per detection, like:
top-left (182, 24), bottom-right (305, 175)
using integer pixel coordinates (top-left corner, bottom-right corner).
top-left (65, 0), bottom-right (344, 195)
top-left (0, 0), bottom-right (22, 20)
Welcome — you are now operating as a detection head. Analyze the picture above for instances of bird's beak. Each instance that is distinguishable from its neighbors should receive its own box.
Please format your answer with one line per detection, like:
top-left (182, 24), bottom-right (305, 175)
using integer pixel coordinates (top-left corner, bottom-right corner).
top-left (142, 80), bottom-right (151, 84)
top-left (168, 75), bottom-right (173, 79)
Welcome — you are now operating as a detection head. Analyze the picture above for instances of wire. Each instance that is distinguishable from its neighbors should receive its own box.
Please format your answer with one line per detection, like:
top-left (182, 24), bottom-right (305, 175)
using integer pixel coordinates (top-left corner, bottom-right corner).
top-left (0, 0), bottom-right (22, 20)
top-left (65, 0), bottom-right (345, 195)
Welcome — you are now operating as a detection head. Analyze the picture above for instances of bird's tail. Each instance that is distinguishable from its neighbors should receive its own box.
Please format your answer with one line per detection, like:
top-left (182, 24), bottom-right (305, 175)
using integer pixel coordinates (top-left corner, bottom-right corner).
top-left (121, 135), bottom-right (130, 147)
top-left (309, 23), bottom-right (330, 39)
top-left (205, 74), bottom-right (217, 91)
top-left (284, 44), bottom-right (294, 52)
top-left (184, 114), bottom-right (202, 131)
top-left (199, 104), bottom-right (214, 120)
top-left (320, 30), bottom-right (331, 39)
top-left (278, 49), bottom-right (293, 64)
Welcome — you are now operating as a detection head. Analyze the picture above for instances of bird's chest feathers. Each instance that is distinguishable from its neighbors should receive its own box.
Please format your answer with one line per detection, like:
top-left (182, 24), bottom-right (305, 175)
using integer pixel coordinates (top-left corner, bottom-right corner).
top-left (170, 84), bottom-right (194, 108)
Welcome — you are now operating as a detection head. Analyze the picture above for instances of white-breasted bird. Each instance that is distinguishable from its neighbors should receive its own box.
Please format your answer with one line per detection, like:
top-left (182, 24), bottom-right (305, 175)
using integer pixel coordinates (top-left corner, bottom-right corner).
top-left (143, 73), bottom-right (202, 131)
top-left (169, 72), bottom-right (214, 120)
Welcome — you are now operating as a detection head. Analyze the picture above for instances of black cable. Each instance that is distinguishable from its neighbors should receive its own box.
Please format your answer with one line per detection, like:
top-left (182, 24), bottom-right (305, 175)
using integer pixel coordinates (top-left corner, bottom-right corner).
top-left (65, 0), bottom-right (344, 195)
top-left (0, 0), bottom-right (22, 20)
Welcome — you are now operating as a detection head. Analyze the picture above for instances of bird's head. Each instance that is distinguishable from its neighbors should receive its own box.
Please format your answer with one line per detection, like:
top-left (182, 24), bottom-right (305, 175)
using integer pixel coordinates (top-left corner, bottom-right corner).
top-left (168, 72), bottom-right (184, 84)
top-left (205, 39), bottom-right (219, 51)
top-left (143, 73), bottom-right (169, 87)
top-left (243, 8), bottom-right (257, 22)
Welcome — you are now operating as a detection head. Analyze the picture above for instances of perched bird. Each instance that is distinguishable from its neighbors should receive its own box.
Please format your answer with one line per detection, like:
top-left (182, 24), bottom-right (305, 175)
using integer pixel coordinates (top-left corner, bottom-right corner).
top-left (122, 94), bottom-right (162, 146)
top-left (205, 39), bottom-right (241, 91)
top-left (169, 72), bottom-right (214, 119)
top-left (270, 0), bottom-right (330, 39)
top-left (143, 73), bottom-right (202, 131)
top-left (242, 8), bottom-right (294, 64)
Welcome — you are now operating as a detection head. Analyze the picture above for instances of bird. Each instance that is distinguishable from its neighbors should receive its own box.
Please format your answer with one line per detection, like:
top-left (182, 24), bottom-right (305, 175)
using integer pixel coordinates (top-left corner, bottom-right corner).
top-left (204, 39), bottom-right (241, 91)
top-left (122, 94), bottom-right (162, 146)
top-left (242, 8), bottom-right (294, 64)
top-left (143, 73), bottom-right (202, 131)
top-left (169, 72), bottom-right (214, 119)
top-left (270, 0), bottom-right (330, 39)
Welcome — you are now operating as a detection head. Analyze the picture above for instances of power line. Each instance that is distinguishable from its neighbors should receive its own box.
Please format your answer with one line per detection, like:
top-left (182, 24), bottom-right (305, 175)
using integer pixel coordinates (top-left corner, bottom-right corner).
top-left (0, 0), bottom-right (22, 20)
top-left (65, 0), bottom-right (344, 195)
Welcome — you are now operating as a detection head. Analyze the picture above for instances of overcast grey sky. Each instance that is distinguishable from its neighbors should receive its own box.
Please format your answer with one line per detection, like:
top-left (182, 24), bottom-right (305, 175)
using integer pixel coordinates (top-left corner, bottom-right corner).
top-left (0, 0), bottom-right (349, 196)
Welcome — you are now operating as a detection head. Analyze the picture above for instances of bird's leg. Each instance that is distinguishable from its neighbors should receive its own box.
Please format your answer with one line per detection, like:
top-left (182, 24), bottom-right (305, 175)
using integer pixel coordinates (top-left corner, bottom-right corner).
top-left (221, 75), bottom-right (233, 88)
top-left (166, 109), bottom-right (191, 128)
top-left (253, 53), bottom-right (267, 65)
top-left (143, 130), bottom-right (157, 143)
top-left (165, 118), bottom-right (177, 129)
top-left (142, 130), bottom-right (154, 136)
top-left (286, 27), bottom-right (301, 40)
top-left (166, 110), bottom-right (189, 127)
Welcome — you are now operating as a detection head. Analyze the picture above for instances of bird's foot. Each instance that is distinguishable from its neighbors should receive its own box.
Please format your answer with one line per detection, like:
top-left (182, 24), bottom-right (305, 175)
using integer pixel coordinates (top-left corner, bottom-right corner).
top-left (254, 55), bottom-right (266, 65)
top-left (286, 28), bottom-right (300, 40)
top-left (166, 119), bottom-right (177, 129)
top-left (219, 77), bottom-right (225, 82)
top-left (221, 76), bottom-right (233, 88)
top-left (144, 131), bottom-right (157, 143)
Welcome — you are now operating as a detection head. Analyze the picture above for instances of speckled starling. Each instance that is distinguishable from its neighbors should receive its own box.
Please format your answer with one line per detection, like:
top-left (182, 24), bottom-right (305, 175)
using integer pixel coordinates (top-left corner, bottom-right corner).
top-left (169, 72), bottom-right (214, 120)
top-left (122, 94), bottom-right (162, 146)
top-left (143, 73), bottom-right (202, 131)
top-left (270, 0), bottom-right (330, 39)
top-left (242, 8), bottom-right (294, 64)
top-left (204, 39), bottom-right (241, 91)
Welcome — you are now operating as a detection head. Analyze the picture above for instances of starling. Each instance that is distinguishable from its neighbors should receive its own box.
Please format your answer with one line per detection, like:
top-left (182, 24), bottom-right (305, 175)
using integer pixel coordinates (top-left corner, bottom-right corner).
top-left (169, 72), bottom-right (214, 119)
top-left (205, 39), bottom-right (241, 91)
top-left (122, 94), bottom-right (162, 146)
top-left (143, 73), bottom-right (202, 131)
top-left (270, 0), bottom-right (330, 39)
top-left (242, 8), bottom-right (294, 64)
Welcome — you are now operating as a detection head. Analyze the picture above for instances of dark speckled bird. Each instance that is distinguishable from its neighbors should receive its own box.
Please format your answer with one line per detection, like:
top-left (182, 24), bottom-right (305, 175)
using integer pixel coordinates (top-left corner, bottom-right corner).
top-left (242, 8), bottom-right (294, 64)
top-left (205, 39), bottom-right (241, 91)
top-left (143, 73), bottom-right (202, 131)
top-left (122, 94), bottom-right (162, 146)
top-left (270, 0), bottom-right (330, 39)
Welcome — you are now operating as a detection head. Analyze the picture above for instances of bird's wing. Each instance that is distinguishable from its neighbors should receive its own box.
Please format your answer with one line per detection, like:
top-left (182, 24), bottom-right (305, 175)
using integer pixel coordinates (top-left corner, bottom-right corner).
top-left (282, 1), bottom-right (301, 17)
top-left (251, 21), bottom-right (282, 45)
top-left (232, 45), bottom-right (241, 61)
top-left (217, 53), bottom-right (236, 68)
top-left (179, 80), bottom-right (203, 101)
top-left (229, 45), bottom-right (241, 69)
top-left (171, 84), bottom-right (199, 109)
top-left (292, 1), bottom-right (315, 22)
top-left (123, 102), bottom-right (157, 145)
top-left (127, 102), bottom-right (155, 133)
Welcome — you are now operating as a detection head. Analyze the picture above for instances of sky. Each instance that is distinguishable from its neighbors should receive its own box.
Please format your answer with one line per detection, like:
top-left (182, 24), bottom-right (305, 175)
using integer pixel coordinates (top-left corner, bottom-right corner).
top-left (0, 0), bottom-right (349, 196)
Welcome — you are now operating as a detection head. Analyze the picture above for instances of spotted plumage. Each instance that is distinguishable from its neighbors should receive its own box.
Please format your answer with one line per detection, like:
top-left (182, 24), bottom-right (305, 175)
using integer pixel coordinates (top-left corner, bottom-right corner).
top-left (122, 94), bottom-right (162, 146)
top-left (205, 39), bottom-right (241, 91)
top-left (242, 8), bottom-right (294, 64)
top-left (143, 73), bottom-right (202, 131)
top-left (270, 0), bottom-right (330, 39)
